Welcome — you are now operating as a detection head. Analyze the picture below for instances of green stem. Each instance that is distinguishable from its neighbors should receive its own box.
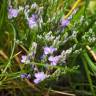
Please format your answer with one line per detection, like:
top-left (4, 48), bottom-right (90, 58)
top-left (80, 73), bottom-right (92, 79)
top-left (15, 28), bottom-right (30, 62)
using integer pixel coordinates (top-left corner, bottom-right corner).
top-left (82, 54), bottom-right (95, 96)
top-left (0, 0), bottom-right (7, 29)
top-left (2, 23), bottom-right (16, 73)
top-left (29, 61), bottom-right (79, 70)
top-left (83, 52), bottom-right (96, 73)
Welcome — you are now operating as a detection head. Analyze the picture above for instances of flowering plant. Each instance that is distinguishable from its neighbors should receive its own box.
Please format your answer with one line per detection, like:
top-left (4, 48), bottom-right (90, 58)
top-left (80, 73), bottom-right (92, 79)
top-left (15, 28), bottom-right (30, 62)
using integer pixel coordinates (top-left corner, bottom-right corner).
top-left (0, 0), bottom-right (96, 96)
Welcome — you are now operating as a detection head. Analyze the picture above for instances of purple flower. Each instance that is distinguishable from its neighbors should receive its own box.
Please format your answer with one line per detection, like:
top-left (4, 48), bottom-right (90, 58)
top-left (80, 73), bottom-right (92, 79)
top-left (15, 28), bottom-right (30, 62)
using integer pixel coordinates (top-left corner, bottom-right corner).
top-left (20, 73), bottom-right (27, 79)
top-left (34, 72), bottom-right (48, 84)
top-left (21, 55), bottom-right (30, 64)
top-left (20, 73), bottom-right (31, 79)
top-left (21, 55), bottom-right (27, 63)
top-left (43, 46), bottom-right (57, 55)
top-left (48, 55), bottom-right (61, 66)
top-left (8, 6), bottom-right (18, 19)
top-left (28, 14), bottom-right (37, 28)
top-left (61, 19), bottom-right (70, 27)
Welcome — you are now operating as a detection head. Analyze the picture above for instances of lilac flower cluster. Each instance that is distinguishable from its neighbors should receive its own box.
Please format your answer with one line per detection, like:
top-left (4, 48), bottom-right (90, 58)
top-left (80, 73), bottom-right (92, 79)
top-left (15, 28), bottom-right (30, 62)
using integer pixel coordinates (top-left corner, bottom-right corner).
top-left (43, 46), bottom-right (57, 55)
top-left (28, 14), bottom-right (37, 29)
top-left (43, 46), bottom-right (61, 66)
top-left (61, 19), bottom-right (70, 27)
top-left (20, 43), bottom-right (73, 84)
top-left (34, 72), bottom-right (48, 84)
top-left (8, 3), bottom-right (38, 29)
top-left (20, 45), bottom-right (61, 84)
top-left (21, 55), bottom-right (30, 64)
top-left (48, 55), bottom-right (61, 66)
top-left (8, 6), bottom-right (18, 19)
top-left (12, 1), bottom-right (77, 85)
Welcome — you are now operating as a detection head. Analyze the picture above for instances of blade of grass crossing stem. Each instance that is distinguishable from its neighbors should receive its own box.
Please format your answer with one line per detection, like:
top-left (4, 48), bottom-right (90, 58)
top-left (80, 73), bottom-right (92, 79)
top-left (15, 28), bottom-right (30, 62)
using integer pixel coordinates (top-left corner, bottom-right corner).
top-left (64, 0), bottom-right (81, 19)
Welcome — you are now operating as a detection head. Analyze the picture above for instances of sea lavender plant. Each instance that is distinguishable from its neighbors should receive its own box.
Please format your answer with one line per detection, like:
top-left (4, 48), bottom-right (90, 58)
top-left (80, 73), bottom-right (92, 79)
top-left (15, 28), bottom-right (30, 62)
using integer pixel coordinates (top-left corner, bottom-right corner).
top-left (1, 0), bottom-right (96, 96)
